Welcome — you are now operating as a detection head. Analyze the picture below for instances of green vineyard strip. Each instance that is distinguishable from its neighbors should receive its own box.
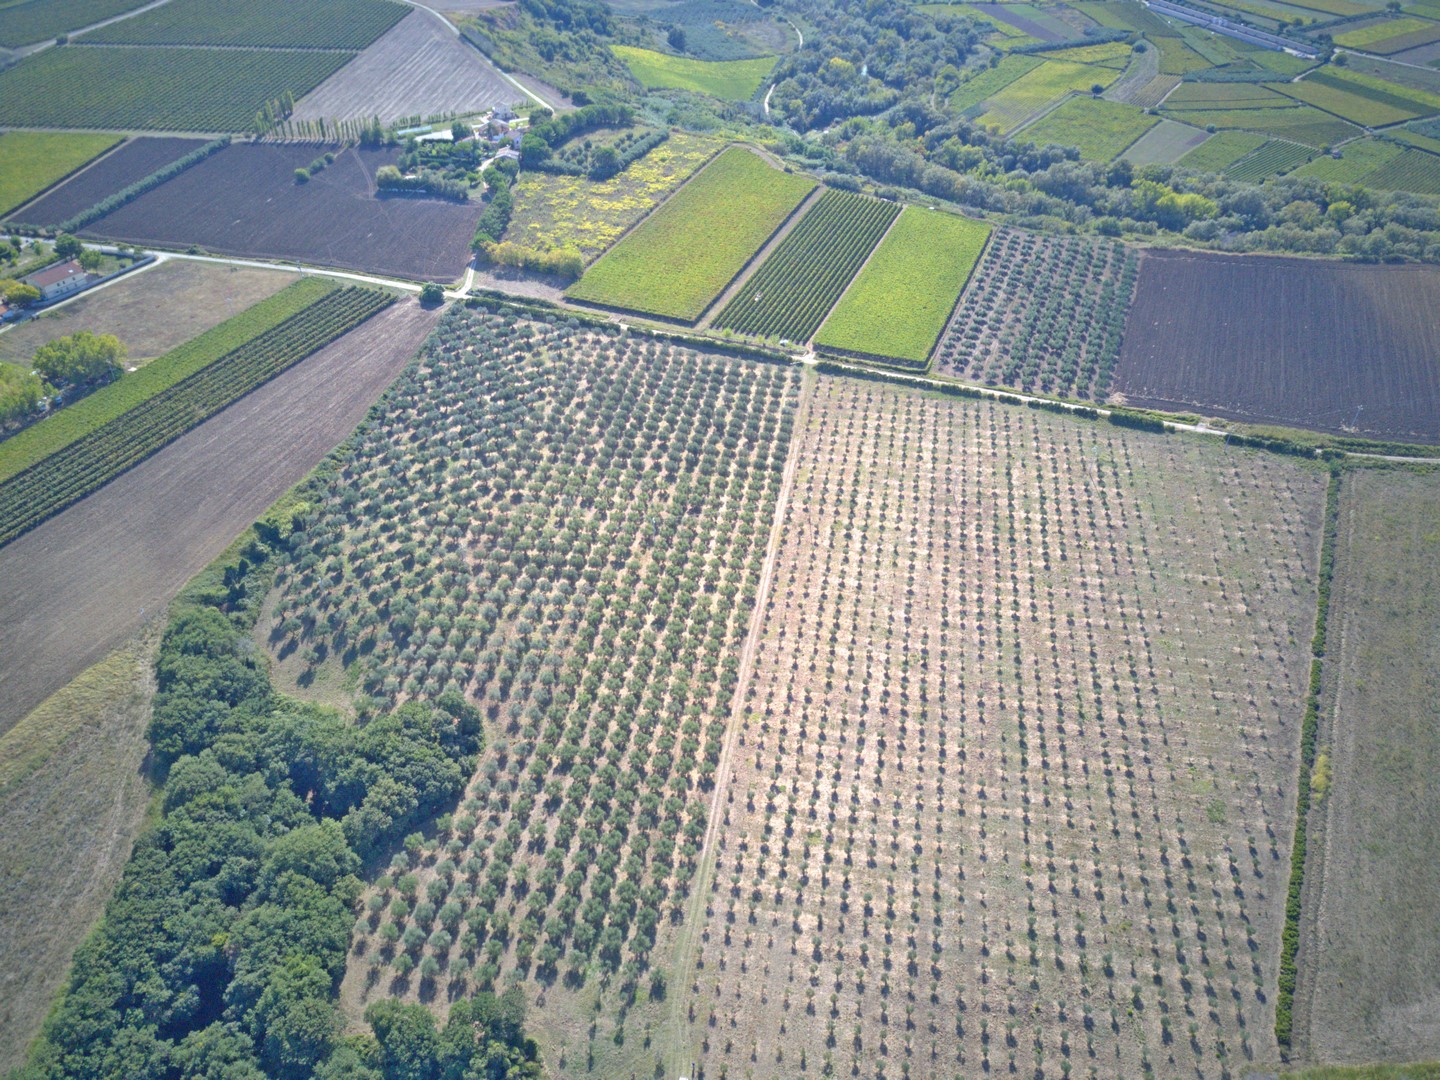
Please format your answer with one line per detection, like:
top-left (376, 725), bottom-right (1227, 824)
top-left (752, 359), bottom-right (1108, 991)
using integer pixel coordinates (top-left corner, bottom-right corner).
top-left (712, 190), bottom-right (900, 343)
top-left (0, 277), bottom-right (338, 486)
top-left (79, 0), bottom-right (408, 50)
top-left (0, 285), bottom-right (392, 547)
top-left (0, 0), bottom-right (152, 48)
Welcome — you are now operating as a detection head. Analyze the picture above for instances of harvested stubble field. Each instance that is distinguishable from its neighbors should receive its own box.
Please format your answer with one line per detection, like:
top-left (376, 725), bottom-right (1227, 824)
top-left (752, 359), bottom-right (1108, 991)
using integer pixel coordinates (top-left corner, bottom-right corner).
top-left (934, 229), bottom-right (1137, 400)
top-left (1113, 250), bottom-right (1440, 443)
top-left (677, 376), bottom-right (1328, 1079)
top-left (260, 306), bottom-right (800, 1075)
top-left (293, 10), bottom-right (519, 124)
top-left (0, 260), bottom-right (298, 367)
top-left (7, 136), bottom-right (207, 227)
top-left (1297, 468), bottom-right (1440, 1065)
top-left (81, 143), bottom-right (484, 281)
top-left (0, 301), bottom-right (437, 736)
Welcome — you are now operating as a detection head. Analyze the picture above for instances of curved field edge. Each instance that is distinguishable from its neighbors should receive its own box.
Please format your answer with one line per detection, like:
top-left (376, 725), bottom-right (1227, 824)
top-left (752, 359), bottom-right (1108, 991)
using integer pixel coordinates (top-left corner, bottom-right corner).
top-left (0, 278), bottom-right (338, 486)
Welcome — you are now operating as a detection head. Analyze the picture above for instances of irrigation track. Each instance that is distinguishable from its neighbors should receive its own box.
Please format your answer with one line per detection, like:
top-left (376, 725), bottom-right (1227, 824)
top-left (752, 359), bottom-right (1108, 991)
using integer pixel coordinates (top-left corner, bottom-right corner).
top-left (664, 366), bottom-right (816, 1080)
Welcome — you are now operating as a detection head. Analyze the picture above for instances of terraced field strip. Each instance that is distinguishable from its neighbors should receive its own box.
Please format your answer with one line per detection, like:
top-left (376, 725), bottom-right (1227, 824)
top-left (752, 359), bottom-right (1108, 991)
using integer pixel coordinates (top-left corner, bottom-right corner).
top-left (815, 208), bottom-right (992, 368)
top-left (566, 146), bottom-right (815, 322)
top-left (711, 190), bottom-right (901, 343)
top-left (0, 286), bottom-right (392, 546)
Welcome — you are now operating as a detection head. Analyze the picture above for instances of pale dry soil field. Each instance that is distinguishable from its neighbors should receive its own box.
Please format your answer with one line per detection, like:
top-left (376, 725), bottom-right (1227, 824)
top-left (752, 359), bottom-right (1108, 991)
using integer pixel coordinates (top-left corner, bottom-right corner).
top-left (0, 260), bottom-right (298, 368)
top-left (0, 301), bottom-right (438, 736)
top-left (0, 627), bottom-right (160, 1074)
top-left (1296, 468), bottom-right (1440, 1066)
top-left (675, 380), bottom-right (1328, 1079)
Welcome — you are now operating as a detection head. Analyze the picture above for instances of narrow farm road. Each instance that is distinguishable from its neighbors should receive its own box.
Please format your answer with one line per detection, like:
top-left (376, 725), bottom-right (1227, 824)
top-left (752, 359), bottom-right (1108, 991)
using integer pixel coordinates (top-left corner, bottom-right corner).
top-left (664, 367), bottom-right (816, 1080)
top-left (0, 302), bottom-right (439, 736)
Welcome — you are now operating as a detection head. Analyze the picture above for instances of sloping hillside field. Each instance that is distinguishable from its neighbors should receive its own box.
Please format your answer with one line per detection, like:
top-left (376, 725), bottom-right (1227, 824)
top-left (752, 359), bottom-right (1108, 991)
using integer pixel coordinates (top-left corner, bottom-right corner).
top-left (567, 146), bottom-right (815, 321)
top-left (1114, 250), bottom-right (1440, 442)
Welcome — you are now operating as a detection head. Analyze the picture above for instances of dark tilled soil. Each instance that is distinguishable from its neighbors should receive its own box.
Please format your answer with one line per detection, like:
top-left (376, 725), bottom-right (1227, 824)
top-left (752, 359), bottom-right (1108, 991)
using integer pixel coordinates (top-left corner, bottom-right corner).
top-left (1113, 248), bottom-right (1440, 443)
top-left (81, 142), bottom-right (484, 282)
top-left (0, 301), bottom-right (439, 736)
top-left (6, 136), bottom-right (207, 227)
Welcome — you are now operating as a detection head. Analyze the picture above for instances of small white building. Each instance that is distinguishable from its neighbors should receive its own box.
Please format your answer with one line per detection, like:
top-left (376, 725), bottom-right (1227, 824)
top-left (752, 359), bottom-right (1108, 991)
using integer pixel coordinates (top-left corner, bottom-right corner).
top-left (26, 259), bottom-right (89, 301)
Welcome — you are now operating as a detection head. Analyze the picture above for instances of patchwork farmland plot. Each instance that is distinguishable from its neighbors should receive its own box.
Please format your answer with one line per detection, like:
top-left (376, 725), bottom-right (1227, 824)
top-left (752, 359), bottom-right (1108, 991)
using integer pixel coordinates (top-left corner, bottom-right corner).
top-left (0, 132), bottom-right (121, 218)
top-left (1271, 69), bottom-right (1440, 128)
top-left (1291, 137), bottom-right (1404, 184)
top-left (1362, 146), bottom-right (1440, 192)
top-left (265, 306), bottom-right (801, 1075)
top-left (676, 376), bottom-right (1326, 1079)
top-left (815, 208), bottom-right (990, 368)
top-left (1120, 120), bottom-right (1210, 165)
top-left (1178, 129), bottom-right (1269, 171)
top-left (77, 0), bottom-right (407, 48)
top-left (507, 131), bottom-right (719, 260)
top-left (951, 55), bottom-right (1043, 114)
top-left (0, 45), bottom-right (354, 132)
top-left (1297, 469), bottom-right (1440, 1065)
top-left (567, 147), bottom-right (814, 321)
top-left (935, 230), bottom-right (1137, 399)
top-left (0, 0), bottom-right (152, 48)
top-left (1157, 105), bottom-right (1359, 149)
top-left (82, 143), bottom-right (484, 281)
top-left (611, 44), bottom-right (776, 100)
top-left (712, 190), bottom-right (900, 343)
top-left (7, 137), bottom-right (206, 227)
top-left (1224, 139), bottom-right (1314, 182)
top-left (1019, 96), bottom-right (1159, 161)
top-left (1114, 250), bottom-right (1440, 442)
top-left (975, 60), bottom-right (1118, 133)
top-left (0, 286), bottom-right (391, 546)
top-left (293, 11), bottom-right (519, 124)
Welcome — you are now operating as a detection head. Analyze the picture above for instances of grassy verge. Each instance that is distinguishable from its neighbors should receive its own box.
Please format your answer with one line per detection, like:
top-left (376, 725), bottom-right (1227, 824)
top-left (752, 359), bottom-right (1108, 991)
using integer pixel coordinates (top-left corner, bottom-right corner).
top-left (0, 276), bottom-right (336, 485)
top-left (1276, 467), bottom-right (1341, 1050)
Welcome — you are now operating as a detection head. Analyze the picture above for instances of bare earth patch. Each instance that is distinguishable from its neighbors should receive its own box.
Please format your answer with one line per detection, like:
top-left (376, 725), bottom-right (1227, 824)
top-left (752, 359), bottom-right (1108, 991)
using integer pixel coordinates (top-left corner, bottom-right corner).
top-left (0, 301), bottom-right (437, 736)
top-left (0, 259), bottom-right (298, 367)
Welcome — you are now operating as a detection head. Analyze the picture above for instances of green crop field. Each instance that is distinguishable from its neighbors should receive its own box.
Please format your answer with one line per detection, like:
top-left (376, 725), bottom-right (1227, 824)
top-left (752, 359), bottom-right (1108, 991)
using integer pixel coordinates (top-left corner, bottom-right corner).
top-left (1334, 15), bottom-right (1440, 52)
top-left (1224, 138), bottom-right (1314, 181)
top-left (1155, 35), bottom-right (1213, 75)
top-left (951, 55), bottom-right (1042, 113)
top-left (0, 285), bottom-right (389, 546)
top-left (0, 133), bottom-right (120, 217)
top-left (0, 279), bottom-right (336, 487)
top-left (1163, 81), bottom-right (1294, 110)
top-left (0, 46), bottom-right (354, 132)
top-left (1121, 119), bottom-right (1211, 164)
top-left (1291, 137), bottom-right (1404, 182)
top-left (567, 147), bottom-right (814, 321)
top-left (815, 208), bottom-right (990, 367)
top-left (976, 59), bottom-right (1118, 132)
top-left (712, 189), bottom-right (900, 343)
top-left (79, 0), bottom-right (407, 49)
top-left (1273, 69), bottom-right (1440, 127)
top-left (0, 0), bottom-right (152, 47)
top-left (1020, 95), bottom-right (1158, 161)
top-left (611, 45), bottom-right (775, 101)
top-left (1363, 146), bottom-right (1440, 192)
top-left (1165, 104), bottom-right (1360, 148)
top-left (1042, 41), bottom-right (1134, 67)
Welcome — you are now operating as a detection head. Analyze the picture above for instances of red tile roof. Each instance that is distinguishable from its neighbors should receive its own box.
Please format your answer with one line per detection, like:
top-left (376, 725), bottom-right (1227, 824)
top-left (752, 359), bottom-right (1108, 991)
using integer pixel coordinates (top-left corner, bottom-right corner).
top-left (27, 259), bottom-right (85, 289)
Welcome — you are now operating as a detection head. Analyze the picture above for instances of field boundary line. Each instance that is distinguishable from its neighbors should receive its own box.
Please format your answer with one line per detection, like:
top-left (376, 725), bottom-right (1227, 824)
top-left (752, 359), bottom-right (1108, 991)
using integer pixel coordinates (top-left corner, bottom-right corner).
top-left (1, 136), bottom-right (127, 222)
top-left (664, 365), bottom-right (815, 1079)
top-left (695, 183), bottom-right (824, 331)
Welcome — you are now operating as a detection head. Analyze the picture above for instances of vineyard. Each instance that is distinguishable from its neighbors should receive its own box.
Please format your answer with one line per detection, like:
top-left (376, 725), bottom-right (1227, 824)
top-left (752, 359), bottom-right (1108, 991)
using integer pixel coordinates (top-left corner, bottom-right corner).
top-left (78, 0), bottom-right (408, 49)
top-left (264, 305), bottom-right (800, 1072)
top-left (567, 147), bottom-right (815, 321)
top-left (0, 0), bottom-right (151, 48)
top-left (1362, 147), bottom-right (1440, 194)
top-left (712, 190), bottom-right (900, 344)
top-left (1224, 139), bottom-right (1313, 183)
top-left (815, 208), bottom-right (990, 368)
top-left (677, 376), bottom-right (1328, 1078)
top-left (934, 229), bottom-right (1137, 400)
top-left (0, 45), bottom-right (353, 131)
top-left (0, 286), bottom-right (390, 547)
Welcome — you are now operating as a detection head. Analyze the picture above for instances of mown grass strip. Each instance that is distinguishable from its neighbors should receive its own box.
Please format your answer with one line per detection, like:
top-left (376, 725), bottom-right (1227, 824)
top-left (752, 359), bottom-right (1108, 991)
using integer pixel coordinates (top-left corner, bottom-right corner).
top-left (0, 132), bottom-right (121, 217)
top-left (815, 208), bottom-right (991, 368)
top-left (0, 277), bottom-right (337, 486)
top-left (0, 285), bottom-right (392, 547)
top-left (567, 146), bottom-right (815, 322)
top-left (1275, 467), bottom-right (1341, 1051)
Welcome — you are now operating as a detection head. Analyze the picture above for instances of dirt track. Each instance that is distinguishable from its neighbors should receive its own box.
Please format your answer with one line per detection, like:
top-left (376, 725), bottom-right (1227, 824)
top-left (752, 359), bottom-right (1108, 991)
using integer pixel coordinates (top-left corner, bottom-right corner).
top-left (0, 301), bottom-right (439, 736)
